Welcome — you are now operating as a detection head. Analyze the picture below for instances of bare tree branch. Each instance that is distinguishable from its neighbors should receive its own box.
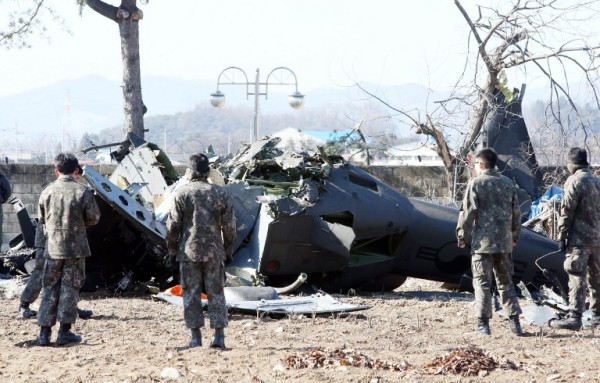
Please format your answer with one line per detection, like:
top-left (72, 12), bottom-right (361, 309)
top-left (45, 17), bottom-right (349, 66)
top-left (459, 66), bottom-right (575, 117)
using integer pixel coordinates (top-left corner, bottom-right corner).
top-left (0, 0), bottom-right (61, 49)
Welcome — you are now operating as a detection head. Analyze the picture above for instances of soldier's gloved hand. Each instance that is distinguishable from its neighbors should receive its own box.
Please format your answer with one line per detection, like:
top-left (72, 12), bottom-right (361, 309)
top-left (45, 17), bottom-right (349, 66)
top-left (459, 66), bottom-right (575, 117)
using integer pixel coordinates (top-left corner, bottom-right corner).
top-left (558, 240), bottom-right (566, 252)
top-left (225, 253), bottom-right (233, 265)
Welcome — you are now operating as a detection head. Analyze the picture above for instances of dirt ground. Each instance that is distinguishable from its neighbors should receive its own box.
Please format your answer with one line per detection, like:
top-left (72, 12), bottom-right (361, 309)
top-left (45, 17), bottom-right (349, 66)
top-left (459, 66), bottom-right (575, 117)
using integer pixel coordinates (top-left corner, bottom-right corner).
top-left (1, 278), bottom-right (599, 383)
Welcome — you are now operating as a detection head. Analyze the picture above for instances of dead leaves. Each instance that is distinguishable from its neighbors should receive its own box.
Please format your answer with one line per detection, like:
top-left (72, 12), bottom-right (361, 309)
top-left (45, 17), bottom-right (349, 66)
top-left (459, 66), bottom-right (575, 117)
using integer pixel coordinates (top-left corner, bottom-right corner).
top-left (283, 347), bottom-right (410, 371)
top-left (422, 347), bottom-right (522, 376)
top-left (283, 346), bottom-right (522, 377)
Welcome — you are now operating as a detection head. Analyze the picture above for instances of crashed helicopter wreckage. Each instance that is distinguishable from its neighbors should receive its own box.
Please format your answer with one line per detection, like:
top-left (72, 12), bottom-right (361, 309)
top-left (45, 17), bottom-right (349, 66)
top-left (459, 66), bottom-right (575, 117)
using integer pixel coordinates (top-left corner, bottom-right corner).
top-left (3, 133), bottom-right (568, 303)
top-left (84, 133), bottom-right (570, 293)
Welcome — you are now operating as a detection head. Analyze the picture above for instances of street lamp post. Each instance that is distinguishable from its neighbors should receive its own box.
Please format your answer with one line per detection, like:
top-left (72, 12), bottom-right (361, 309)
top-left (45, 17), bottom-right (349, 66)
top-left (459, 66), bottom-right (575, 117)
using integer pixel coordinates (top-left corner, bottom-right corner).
top-left (210, 67), bottom-right (305, 143)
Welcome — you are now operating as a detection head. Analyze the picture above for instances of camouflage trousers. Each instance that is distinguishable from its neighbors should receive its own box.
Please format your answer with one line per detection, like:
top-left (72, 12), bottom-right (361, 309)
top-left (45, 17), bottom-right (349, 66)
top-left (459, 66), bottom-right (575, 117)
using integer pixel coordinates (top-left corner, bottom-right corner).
top-left (564, 246), bottom-right (600, 315)
top-left (179, 257), bottom-right (228, 329)
top-left (471, 253), bottom-right (522, 319)
top-left (37, 258), bottom-right (86, 327)
top-left (20, 250), bottom-right (45, 304)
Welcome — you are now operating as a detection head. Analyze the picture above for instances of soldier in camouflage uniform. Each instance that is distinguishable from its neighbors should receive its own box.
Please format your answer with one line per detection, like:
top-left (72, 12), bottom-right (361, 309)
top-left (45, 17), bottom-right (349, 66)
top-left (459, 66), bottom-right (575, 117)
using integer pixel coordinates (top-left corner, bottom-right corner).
top-left (36, 154), bottom-right (101, 346)
top-left (19, 166), bottom-right (93, 320)
top-left (166, 153), bottom-right (236, 348)
top-left (553, 147), bottom-right (600, 330)
top-left (456, 148), bottom-right (523, 336)
top-left (19, 229), bottom-right (94, 319)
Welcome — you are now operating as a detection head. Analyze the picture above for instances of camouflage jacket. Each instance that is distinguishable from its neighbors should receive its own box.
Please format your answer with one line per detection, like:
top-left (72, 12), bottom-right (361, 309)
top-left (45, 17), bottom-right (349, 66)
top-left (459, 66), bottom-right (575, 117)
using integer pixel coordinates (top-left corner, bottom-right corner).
top-left (166, 177), bottom-right (237, 262)
top-left (38, 175), bottom-right (101, 259)
top-left (456, 169), bottom-right (521, 253)
top-left (557, 168), bottom-right (600, 246)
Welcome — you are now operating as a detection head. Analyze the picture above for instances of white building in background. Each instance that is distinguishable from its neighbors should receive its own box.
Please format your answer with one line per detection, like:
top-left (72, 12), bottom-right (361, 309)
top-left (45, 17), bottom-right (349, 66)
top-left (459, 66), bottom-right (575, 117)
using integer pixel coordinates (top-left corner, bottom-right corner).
top-left (1, 150), bottom-right (37, 164)
top-left (372, 144), bottom-right (445, 166)
top-left (94, 149), bottom-right (113, 164)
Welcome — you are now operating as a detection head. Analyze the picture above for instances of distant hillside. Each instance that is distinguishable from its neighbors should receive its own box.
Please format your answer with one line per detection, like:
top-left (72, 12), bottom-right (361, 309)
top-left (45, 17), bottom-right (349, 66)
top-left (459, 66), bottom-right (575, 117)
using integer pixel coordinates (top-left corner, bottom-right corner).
top-left (0, 75), bottom-right (566, 162)
top-left (0, 75), bottom-right (457, 136)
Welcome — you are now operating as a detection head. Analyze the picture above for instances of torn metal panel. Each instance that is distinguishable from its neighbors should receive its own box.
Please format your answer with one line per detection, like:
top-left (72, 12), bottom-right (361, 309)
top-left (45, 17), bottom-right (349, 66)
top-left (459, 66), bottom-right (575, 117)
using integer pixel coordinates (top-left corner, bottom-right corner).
top-left (227, 292), bottom-right (371, 315)
top-left (226, 205), bottom-right (273, 284)
top-left (83, 165), bottom-right (167, 244)
top-left (108, 146), bottom-right (169, 210)
top-left (266, 196), bottom-right (306, 216)
top-left (226, 181), bottom-right (263, 251)
top-left (154, 290), bottom-right (371, 315)
top-left (260, 215), bottom-right (355, 275)
top-left (484, 87), bottom-right (543, 200)
top-left (225, 136), bottom-right (282, 166)
top-left (154, 177), bottom-right (190, 223)
top-left (274, 150), bottom-right (306, 170)
top-left (519, 304), bottom-right (558, 326)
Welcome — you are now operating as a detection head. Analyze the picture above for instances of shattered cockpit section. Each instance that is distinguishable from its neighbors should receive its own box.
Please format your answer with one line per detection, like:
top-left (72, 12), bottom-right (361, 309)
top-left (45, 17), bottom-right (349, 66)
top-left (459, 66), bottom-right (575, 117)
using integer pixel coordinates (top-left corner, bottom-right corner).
top-left (216, 137), bottom-right (414, 290)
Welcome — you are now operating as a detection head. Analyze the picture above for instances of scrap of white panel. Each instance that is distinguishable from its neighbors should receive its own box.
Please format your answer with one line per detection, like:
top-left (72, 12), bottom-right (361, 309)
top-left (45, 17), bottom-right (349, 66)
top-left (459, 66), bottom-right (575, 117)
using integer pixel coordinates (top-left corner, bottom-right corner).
top-left (108, 146), bottom-right (168, 210)
top-left (84, 165), bottom-right (167, 243)
top-left (155, 290), bottom-right (371, 315)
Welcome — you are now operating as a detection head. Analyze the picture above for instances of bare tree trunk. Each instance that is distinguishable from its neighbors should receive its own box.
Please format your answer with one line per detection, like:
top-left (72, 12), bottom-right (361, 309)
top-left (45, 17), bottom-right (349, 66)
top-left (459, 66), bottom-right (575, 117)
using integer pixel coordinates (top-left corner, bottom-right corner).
top-left (85, 0), bottom-right (145, 139)
top-left (118, 0), bottom-right (144, 139)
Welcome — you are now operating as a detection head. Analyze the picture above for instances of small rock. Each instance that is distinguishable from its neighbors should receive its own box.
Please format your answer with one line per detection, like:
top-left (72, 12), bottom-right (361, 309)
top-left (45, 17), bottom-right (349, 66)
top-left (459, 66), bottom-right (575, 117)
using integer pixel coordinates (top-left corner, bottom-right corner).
top-left (275, 327), bottom-right (284, 333)
top-left (546, 373), bottom-right (561, 382)
top-left (160, 367), bottom-right (181, 379)
top-left (272, 363), bottom-right (285, 373)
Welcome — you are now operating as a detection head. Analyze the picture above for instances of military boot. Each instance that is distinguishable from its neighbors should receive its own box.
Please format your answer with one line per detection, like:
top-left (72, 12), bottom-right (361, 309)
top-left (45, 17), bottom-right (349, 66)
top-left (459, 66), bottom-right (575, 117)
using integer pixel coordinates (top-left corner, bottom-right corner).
top-left (56, 323), bottom-right (82, 345)
top-left (19, 302), bottom-right (37, 319)
top-left (38, 326), bottom-right (51, 346)
top-left (477, 318), bottom-right (491, 336)
top-left (189, 328), bottom-right (202, 348)
top-left (509, 315), bottom-right (523, 336)
top-left (552, 312), bottom-right (582, 331)
top-left (77, 308), bottom-right (93, 320)
top-left (210, 328), bottom-right (225, 349)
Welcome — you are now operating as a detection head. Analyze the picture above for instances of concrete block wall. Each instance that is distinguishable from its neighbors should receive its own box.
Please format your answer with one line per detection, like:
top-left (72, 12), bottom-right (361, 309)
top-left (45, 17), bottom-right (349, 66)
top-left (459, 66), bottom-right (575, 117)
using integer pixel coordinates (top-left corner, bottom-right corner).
top-left (0, 164), bottom-right (117, 252)
top-left (364, 166), bottom-right (451, 198)
top-left (0, 164), bottom-right (53, 251)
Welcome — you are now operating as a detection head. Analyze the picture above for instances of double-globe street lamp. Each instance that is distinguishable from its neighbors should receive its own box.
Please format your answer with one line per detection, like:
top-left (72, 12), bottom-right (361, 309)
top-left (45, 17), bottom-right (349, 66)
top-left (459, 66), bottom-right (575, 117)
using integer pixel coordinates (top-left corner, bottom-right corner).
top-left (210, 67), bottom-right (305, 143)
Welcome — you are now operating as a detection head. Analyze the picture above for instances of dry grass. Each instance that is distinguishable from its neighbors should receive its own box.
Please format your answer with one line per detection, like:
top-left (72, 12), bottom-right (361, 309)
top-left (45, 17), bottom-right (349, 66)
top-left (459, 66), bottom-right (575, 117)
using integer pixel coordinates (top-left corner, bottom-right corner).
top-left (0, 278), bottom-right (599, 382)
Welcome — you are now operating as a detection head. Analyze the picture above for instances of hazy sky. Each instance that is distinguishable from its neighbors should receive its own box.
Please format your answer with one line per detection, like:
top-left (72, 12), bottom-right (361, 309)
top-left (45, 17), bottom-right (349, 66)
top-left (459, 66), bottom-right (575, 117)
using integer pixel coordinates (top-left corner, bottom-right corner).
top-left (1, 0), bottom-right (473, 98)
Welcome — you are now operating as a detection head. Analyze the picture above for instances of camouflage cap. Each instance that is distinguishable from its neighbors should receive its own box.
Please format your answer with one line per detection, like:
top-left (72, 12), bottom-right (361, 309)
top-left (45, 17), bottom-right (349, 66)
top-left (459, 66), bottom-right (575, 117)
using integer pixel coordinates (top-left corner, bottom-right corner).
top-left (568, 147), bottom-right (588, 166)
top-left (188, 153), bottom-right (210, 174)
